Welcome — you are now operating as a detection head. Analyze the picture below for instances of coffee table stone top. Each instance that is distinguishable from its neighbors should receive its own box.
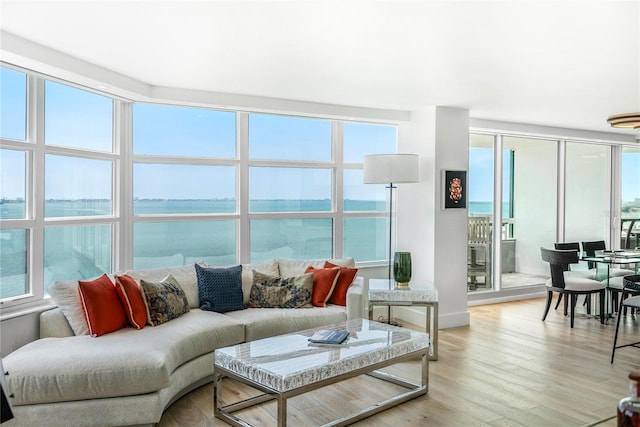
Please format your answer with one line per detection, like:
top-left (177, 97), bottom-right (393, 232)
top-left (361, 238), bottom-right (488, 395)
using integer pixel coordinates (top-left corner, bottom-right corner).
top-left (214, 318), bottom-right (429, 393)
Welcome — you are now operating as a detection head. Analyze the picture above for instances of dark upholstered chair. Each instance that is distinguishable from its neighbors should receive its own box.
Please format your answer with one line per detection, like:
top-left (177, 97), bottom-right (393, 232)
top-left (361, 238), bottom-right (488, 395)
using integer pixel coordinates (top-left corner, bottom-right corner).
top-left (553, 242), bottom-right (597, 311)
top-left (581, 240), bottom-right (634, 277)
top-left (611, 275), bottom-right (640, 363)
top-left (540, 247), bottom-right (605, 328)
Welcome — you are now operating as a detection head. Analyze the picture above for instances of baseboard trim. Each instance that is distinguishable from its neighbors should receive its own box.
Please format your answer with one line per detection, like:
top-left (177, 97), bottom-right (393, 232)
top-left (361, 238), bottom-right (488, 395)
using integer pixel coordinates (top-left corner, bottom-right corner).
top-left (467, 289), bottom-right (547, 307)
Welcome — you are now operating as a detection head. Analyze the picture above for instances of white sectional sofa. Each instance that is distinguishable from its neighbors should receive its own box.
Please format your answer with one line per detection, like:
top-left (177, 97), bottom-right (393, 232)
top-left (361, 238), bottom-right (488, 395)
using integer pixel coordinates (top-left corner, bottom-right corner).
top-left (3, 258), bottom-right (364, 427)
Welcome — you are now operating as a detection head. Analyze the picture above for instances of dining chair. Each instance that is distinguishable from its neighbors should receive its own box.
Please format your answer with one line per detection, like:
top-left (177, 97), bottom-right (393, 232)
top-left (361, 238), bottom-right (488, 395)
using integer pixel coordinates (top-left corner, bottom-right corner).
top-left (581, 240), bottom-right (634, 277)
top-left (611, 275), bottom-right (640, 363)
top-left (540, 247), bottom-right (605, 328)
top-left (553, 242), bottom-right (596, 312)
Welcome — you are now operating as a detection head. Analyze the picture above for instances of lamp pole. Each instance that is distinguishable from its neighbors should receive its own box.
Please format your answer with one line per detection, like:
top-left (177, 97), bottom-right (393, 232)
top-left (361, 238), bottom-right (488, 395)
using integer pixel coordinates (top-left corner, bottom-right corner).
top-left (387, 182), bottom-right (396, 284)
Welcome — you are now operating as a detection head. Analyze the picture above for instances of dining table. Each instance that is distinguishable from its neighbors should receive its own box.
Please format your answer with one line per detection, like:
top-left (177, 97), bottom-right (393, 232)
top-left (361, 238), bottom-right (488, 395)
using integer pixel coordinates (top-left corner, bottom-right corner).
top-left (581, 251), bottom-right (640, 319)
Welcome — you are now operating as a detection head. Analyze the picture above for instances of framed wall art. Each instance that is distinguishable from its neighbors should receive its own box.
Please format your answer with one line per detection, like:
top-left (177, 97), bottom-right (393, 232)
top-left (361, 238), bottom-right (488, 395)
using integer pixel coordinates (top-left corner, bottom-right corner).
top-left (442, 170), bottom-right (467, 209)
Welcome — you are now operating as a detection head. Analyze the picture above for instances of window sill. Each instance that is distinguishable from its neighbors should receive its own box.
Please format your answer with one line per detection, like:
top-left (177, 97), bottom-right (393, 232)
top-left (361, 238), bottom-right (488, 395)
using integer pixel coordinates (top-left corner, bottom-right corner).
top-left (0, 299), bottom-right (56, 321)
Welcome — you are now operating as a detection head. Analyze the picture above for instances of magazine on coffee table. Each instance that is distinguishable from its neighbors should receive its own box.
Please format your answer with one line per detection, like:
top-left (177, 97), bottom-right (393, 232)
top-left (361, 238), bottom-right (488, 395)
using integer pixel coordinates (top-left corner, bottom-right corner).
top-left (308, 330), bottom-right (350, 345)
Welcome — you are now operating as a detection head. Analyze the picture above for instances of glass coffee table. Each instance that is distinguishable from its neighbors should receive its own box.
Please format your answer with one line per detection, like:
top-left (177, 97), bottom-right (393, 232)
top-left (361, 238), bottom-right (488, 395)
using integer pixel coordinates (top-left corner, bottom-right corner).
top-left (214, 318), bottom-right (430, 427)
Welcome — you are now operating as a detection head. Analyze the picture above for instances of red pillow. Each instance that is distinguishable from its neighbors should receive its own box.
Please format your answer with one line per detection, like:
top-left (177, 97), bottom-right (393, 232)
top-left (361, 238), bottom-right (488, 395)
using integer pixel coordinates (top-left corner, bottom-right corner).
top-left (115, 275), bottom-right (148, 329)
top-left (78, 274), bottom-right (128, 337)
top-left (324, 262), bottom-right (358, 306)
top-left (305, 266), bottom-right (341, 307)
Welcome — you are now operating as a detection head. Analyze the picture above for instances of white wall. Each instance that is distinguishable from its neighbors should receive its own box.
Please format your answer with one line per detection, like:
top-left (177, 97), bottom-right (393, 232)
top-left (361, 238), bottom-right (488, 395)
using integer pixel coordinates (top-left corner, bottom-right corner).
top-left (1, 312), bottom-right (40, 358)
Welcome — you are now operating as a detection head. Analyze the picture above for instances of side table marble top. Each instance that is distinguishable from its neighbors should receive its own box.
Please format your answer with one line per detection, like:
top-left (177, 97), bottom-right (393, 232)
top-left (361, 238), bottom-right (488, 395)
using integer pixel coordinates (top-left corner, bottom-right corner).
top-left (369, 279), bottom-right (438, 303)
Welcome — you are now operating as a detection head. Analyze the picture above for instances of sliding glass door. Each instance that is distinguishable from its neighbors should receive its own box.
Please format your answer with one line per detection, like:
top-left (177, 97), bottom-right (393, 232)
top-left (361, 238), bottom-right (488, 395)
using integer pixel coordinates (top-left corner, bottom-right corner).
top-left (468, 134), bottom-right (494, 290)
top-left (564, 143), bottom-right (610, 244)
top-left (502, 136), bottom-right (557, 285)
top-left (467, 133), bottom-right (640, 294)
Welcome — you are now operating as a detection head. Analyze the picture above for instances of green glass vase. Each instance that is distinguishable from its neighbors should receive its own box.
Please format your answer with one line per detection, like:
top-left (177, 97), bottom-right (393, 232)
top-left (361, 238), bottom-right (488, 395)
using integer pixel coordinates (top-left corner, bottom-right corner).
top-left (393, 252), bottom-right (412, 287)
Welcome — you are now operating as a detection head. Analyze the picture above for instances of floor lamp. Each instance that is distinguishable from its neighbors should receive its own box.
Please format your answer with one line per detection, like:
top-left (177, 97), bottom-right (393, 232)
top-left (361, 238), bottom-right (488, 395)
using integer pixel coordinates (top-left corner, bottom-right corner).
top-left (363, 154), bottom-right (420, 289)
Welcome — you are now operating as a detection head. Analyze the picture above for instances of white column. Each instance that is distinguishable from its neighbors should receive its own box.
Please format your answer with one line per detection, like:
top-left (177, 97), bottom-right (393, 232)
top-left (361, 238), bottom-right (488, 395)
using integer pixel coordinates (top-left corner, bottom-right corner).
top-left (397, 106), bottom-right (470, 328)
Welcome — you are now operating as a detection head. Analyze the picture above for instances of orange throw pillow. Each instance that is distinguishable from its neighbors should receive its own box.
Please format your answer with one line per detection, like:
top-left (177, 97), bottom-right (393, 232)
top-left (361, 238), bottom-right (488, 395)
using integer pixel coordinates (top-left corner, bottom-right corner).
top-left (305, 266), bottom-right (341, 307)
top-left (324, 261), bottom-right (358, 306)
top-left (78, 274), bottom-right (128, 337)
top-left (115, 275), bottom-right (148, 329)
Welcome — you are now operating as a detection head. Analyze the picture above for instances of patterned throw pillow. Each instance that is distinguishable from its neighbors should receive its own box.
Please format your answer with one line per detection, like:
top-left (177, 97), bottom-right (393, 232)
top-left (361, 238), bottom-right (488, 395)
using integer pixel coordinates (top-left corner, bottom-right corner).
top-left (195, 264), bottom-right (244, 313)
top-left (248, 270), bottom-right (313, 308)
top-left (140, 274), bottom-right (190, 326)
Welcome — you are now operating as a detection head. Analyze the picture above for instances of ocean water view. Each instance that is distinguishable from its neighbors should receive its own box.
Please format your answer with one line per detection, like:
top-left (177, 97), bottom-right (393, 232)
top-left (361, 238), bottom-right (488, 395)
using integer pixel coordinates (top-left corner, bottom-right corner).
top-left (2, 198), bottom-right (638, 299)
top-left (1, 199), bottom-right (390, 298)
top-left (1, 199), bottom-right (493, 219)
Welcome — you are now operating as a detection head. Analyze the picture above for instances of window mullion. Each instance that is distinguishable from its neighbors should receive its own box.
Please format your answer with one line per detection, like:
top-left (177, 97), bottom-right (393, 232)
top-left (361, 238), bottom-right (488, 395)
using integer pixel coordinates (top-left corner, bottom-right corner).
top-left (116, 100), bottom-right (132, 272)
top-left (30, 74), bottom-right (45, 299)
top-left (333, 121), bottom-right (344, 259)
top-left (238, 112), bottom-right (250, 264)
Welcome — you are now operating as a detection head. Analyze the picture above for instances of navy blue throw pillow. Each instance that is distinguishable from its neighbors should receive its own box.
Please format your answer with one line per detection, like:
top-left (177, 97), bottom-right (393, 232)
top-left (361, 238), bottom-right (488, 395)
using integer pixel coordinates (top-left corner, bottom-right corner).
top-left (195, 264), bottom-right (244, 313)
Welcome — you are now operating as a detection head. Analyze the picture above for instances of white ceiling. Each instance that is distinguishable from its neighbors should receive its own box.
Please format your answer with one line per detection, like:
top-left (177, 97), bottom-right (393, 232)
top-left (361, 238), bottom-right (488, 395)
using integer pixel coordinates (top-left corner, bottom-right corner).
top-left (1, 0), bottom-right (639, 135)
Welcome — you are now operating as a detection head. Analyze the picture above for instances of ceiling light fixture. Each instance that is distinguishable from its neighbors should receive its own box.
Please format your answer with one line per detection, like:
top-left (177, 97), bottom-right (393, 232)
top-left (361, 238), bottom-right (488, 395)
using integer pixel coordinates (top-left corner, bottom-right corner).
top-left (607, 112), bottom-right (640, 129)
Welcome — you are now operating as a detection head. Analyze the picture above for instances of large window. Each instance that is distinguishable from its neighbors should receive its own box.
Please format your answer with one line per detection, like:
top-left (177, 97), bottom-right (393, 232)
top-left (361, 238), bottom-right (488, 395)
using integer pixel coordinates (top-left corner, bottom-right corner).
top-left (246, 115), bottom-right (396, 263)
top-left (132, 104), bottom-right (238, 269)
top-left (42, 81), bottom-right (116, 293)
top-left (0, 64), bottom-right (397, 311)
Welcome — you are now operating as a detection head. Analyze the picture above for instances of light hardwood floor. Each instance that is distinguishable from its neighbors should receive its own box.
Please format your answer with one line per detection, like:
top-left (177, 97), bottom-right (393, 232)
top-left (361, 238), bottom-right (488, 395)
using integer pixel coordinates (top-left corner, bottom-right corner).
top-left (158, 298), bottom-right (640, 427)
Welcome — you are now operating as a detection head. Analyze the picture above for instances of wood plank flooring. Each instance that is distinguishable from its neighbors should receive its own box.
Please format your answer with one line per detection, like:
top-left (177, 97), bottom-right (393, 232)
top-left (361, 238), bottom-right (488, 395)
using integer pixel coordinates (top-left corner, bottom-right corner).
top-left (158, 298), bottom-right (640, 427)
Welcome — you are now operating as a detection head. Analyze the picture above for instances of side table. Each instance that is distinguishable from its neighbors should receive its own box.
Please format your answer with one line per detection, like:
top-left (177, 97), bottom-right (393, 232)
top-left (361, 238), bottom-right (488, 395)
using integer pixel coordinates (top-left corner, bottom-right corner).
top-left (368, 278), bottom-right (439, 360)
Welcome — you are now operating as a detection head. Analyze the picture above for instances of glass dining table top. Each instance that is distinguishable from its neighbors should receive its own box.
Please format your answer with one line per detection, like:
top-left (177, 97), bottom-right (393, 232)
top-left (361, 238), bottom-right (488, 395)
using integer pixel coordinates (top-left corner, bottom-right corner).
top-left (582, 251), bottom-right (640, 265)
top-left (581, 251), bottom-right (640, 281)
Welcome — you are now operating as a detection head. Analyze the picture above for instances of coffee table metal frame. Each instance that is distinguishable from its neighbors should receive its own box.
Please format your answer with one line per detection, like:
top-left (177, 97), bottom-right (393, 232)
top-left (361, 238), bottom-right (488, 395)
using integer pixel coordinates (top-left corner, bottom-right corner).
top-left (213, 321), bottom-right (429, 427)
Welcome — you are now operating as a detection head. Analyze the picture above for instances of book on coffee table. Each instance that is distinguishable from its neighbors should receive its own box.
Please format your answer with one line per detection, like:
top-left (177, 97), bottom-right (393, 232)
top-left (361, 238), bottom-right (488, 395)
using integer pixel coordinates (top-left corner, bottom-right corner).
top-left (308, 330), bottom-right (349, 345)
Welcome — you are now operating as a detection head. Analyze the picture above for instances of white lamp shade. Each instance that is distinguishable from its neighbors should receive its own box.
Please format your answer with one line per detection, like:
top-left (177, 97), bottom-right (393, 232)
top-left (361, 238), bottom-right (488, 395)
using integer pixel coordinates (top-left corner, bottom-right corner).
top-left (363, 154), bottom-right (419, 184)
